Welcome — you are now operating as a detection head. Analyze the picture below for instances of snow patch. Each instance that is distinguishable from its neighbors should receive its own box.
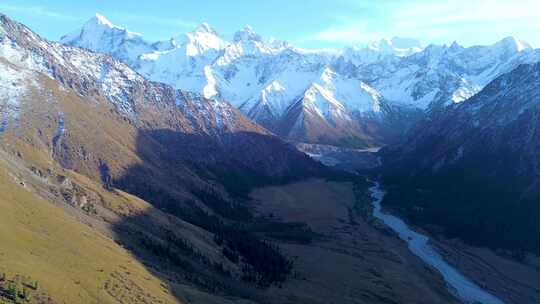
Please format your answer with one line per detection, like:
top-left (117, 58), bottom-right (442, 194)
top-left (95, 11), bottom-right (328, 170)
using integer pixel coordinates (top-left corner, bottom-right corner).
top-left (0, 61), bottom-right (34, 131)
top-left (368, 37), bottom-right (423, 57)
top-left (203, 65), bottom-right (218, 99)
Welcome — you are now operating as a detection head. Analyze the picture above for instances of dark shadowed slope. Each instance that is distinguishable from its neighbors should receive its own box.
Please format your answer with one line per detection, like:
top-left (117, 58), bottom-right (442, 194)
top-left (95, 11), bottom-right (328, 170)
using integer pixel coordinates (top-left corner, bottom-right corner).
top-left (380, 61), bottom-right (540, 256)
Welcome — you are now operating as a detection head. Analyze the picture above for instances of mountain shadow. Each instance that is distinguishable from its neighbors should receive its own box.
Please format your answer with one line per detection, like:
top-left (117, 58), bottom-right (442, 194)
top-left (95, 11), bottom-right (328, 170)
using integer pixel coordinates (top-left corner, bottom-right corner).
top-left (109, 128), bottom-right (342, 303)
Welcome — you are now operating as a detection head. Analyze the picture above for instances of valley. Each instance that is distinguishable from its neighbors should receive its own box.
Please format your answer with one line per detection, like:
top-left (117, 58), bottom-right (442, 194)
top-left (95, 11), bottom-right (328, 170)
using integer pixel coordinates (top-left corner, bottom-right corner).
top-left (366, 179), bottom-right (540, 304)
top-left (433, 234), bottom-right (540, 304)
top-left (1, 5), bottom-right (540, 304)
top-left (369, 182), bottom-right (503, 304)
top-left (248, 178), bottom-right (458, 304)
top-left (297, 148), bottom-right (540, 304)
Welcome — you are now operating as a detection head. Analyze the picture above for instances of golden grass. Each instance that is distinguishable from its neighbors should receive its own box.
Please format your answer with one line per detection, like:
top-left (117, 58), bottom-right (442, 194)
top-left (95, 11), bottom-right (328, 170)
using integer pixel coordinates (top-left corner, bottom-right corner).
top-left (0, 164), bottom-right (180, 304)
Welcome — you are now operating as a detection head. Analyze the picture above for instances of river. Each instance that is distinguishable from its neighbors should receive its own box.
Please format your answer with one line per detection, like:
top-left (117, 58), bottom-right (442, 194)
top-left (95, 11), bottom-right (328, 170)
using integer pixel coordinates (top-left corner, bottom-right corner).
top-left (369, 182), bottom-right (504, 304)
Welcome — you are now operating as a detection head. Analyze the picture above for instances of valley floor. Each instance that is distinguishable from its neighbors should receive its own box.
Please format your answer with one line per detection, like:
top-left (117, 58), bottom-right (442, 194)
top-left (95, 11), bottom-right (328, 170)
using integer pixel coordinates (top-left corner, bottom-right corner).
top-left (369, 181), bottom-right (540, 304)
top-left (249, 179), bottom-right (458, 304)
top-left (432, 233), bottom-right (540, 303)
top-left (250, 178), bottom-right (540, 304)
top-left (301, 146), bottom-right (540, 303)
top-left (2, 143), bottom-right (538, 303)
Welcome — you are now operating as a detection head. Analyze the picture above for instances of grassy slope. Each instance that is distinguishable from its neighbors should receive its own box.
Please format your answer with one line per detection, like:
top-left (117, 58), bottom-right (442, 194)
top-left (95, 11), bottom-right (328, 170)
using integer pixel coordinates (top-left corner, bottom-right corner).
top-left (0, 163), bottom-right (180, 304)
top-left (0, 73), bottom-right (251, 303)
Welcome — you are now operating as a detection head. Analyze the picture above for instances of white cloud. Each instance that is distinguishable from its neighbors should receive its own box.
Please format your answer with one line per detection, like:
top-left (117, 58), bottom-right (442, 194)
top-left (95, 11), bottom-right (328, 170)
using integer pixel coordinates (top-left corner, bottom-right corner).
top-left (390, 0), bottom-right (540, 45)
top-left (0, 4), bottom-right (81, 21)
top-left (112, 13), bottom-right (197, 31)
top-left (306, 21), bottom-right (384, 45)
top-left (312, 28), bottom-right (363, 43)
top-left (306, 0), bottom-right (540, 47)
top-left (0, 4), bottom-right (198, 41)
top-left (395, 0), bottom-right (540, 24)
top-left (0, 3), bottom-right (196, 31)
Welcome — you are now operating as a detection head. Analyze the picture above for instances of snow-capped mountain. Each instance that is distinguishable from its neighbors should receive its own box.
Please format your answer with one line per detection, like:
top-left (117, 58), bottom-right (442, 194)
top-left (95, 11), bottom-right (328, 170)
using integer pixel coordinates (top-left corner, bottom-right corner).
top-left (1, 12), bottom-right (322, 181)
top-left (134, 22), bottom-right (227, 98)
top-left (346, 36), bottom-right (540, 110)
top-left (61, 14), bottom-right (540, 147)
top-left (367, 37), bottom-right (423, 57)
top-left (60, 13), bottom-right (155, 66)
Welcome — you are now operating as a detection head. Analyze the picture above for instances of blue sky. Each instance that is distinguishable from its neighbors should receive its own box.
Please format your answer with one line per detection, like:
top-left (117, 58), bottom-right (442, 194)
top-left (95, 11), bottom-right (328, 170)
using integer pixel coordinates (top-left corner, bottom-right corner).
top-left (1, 0), bottom-right (540, 48)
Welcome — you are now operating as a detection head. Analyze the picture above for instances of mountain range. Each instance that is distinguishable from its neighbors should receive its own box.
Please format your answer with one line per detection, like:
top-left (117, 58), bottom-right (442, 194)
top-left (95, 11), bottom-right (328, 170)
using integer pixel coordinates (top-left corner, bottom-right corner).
top-left (3, 10), bottom-right (540, 304)
top-left (61, 14), bottom-right (540, 147)
top-left (1, 12), bottom-right (463, 304)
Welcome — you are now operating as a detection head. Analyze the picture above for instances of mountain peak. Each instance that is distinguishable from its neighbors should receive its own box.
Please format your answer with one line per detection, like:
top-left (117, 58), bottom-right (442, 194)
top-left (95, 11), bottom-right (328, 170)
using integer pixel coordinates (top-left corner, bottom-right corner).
top-left (496, 36), bottom-right (532, 52)
top-left (193, 22), bottom-right (217, 34)
top-left (367, 37), bottom-right (423, 57)
top-left (92, 13), bottom-right (115, 28)
top-left (59, 13), bottom-right (149, 65)
top-left (448, 41), bottom-right (463, 51)
top-left (374, 38), bottom-right (392, 49)
top-left (76, 13), bottom-right (143, 38)
top-left (233, 25), bottom-right (262, 42)
top-left (239, 25), bottom-right (255, 35)
top-left (181, 22), bottom-right (225, 55)
top-left (390, 37), bottom-right (422, 49)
